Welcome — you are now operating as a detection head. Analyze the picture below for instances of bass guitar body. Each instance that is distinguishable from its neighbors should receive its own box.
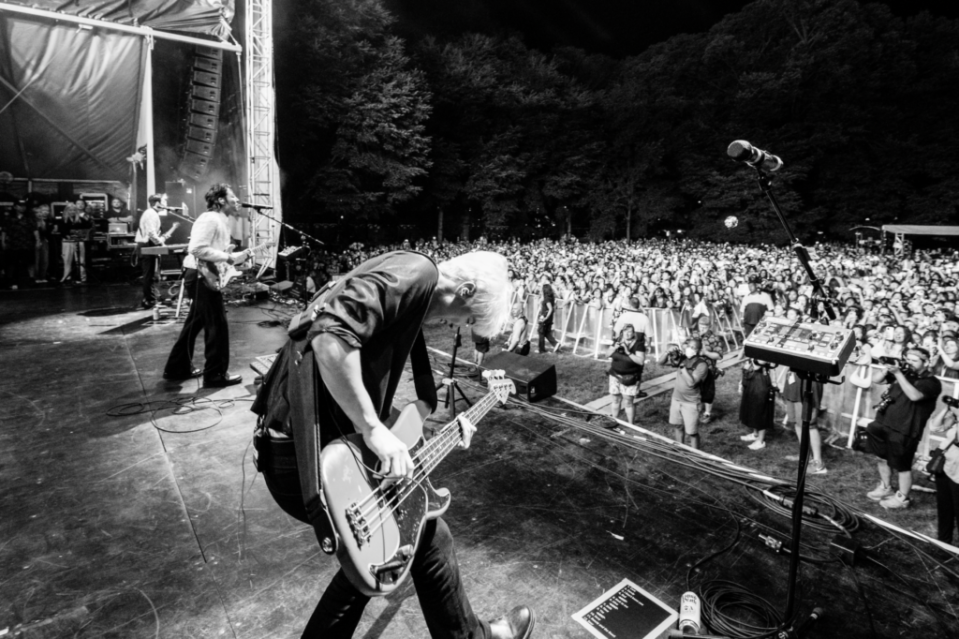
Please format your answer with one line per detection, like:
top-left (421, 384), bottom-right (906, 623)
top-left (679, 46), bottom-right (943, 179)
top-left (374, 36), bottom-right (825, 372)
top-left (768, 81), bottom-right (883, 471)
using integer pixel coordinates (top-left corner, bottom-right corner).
top-left (320, 400), bottom-right (448, 596)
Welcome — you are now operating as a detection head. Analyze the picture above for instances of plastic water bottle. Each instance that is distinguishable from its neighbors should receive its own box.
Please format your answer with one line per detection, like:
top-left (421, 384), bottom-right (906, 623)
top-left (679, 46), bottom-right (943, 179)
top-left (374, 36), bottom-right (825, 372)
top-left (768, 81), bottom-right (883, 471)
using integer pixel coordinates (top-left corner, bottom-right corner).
top-left (152, 306), bottom-right (160, 322)
top-left (678, 591), bottom-right (703, 635)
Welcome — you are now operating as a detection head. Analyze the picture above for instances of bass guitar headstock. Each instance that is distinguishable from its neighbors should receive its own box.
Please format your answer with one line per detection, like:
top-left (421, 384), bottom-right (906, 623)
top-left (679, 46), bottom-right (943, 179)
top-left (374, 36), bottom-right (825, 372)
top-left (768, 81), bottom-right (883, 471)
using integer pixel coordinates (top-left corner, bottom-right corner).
top-left (482, 370), bottom-right (515, 404)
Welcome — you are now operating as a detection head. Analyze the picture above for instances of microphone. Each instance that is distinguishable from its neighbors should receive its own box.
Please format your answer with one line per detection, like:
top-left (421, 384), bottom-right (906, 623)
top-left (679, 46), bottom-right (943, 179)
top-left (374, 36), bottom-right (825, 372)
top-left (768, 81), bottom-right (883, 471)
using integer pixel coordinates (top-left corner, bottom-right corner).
top-left (727, 140), bottom-right (783, 172)
top-left (241, 202), bottom-right (273, 210)
top-left (161, 205), bottom-right (184, 211)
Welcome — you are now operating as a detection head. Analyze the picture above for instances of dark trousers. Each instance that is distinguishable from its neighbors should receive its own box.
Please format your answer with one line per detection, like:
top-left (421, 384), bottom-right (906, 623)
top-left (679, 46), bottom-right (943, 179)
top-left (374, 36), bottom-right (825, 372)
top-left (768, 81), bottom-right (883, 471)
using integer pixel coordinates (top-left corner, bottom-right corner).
top-left (935, 471), bottom-right (959, 544)
top-left (537, 318), bottom-right (557, 352)
top-left (262, 460), bottom-right (489, 639)
top-left (9, 249), bottom-right (32, 285)
top-left (164, 269), bottom-right (229, 379)
top-left (139, 246), bottom-right (159, 304)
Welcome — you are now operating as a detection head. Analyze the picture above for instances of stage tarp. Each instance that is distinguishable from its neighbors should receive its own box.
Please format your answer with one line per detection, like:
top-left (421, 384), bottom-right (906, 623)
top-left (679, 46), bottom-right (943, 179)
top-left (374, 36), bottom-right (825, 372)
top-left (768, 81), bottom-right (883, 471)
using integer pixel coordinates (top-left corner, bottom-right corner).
top-left (881, 225), bottom-right (959, 236)
top-left (0, 15), bottom-right (143, 180)
top-left (3, 0), bottom-right (234, 38)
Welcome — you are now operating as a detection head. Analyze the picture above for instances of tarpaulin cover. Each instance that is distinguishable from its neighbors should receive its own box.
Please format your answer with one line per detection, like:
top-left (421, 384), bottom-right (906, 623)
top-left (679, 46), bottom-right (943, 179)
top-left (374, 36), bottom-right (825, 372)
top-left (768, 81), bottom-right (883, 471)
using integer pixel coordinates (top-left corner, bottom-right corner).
top-left (882, 225), bottom-right (959, 237)
top-left (4, 0), bottom-right (235, 38)
top-left (0, 15), bottom-right (143, 179)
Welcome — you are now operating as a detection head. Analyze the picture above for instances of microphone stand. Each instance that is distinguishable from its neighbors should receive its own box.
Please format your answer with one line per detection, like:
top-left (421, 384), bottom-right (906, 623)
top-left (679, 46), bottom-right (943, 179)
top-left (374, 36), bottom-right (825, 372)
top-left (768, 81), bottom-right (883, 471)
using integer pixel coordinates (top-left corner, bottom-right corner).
top-left (244, 206), bottom-right (326, 248)
top-left (437, 328), bottom-right (473, 419)
top-left (749, 166), bottom-right (840, 631)
top-left (244, 206), bottom-right (326, 281)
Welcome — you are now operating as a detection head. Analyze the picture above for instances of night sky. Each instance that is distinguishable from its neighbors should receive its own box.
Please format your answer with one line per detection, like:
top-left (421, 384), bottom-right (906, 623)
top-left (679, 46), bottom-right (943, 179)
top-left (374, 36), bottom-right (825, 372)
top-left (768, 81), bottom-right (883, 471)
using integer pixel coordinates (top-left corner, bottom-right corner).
top-left (386, 0), bottom-right (959, 57)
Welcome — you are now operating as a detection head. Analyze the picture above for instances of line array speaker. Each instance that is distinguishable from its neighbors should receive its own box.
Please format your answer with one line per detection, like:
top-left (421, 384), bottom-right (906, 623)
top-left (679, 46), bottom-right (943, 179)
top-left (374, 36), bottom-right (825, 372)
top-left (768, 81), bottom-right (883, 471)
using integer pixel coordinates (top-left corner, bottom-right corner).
top-left (179, 46), bottom-right (223, 180)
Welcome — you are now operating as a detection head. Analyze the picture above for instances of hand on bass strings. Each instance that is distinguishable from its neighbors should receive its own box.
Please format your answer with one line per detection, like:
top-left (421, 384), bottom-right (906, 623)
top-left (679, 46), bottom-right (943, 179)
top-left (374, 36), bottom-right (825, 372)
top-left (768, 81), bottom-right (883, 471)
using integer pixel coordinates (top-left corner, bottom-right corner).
top-left (457, 415), bottom-right (476, 449)
top-left (365, 424), bottom-right (415, 482)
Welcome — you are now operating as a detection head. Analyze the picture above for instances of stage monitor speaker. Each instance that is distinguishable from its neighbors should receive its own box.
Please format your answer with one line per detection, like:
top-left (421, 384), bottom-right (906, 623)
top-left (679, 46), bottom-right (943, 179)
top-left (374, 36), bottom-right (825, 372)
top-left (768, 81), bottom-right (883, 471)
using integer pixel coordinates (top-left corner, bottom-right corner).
top-left (482, 351), bottom-right (557, 403)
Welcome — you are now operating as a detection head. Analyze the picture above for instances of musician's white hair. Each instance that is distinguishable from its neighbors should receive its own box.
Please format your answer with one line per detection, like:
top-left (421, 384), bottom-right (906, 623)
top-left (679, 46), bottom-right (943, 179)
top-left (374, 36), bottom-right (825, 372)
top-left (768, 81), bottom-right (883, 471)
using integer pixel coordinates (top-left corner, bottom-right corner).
top-left (438, 251), bottom-right (512, 339)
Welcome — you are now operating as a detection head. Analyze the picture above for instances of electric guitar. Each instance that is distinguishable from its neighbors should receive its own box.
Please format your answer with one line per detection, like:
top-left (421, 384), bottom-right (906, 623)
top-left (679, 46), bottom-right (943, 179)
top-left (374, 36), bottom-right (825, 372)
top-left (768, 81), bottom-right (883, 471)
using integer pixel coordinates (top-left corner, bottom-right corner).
top-left (198, 240), bottom-right (276, 291)
top-left (320, 371), bottom-right (515, 596)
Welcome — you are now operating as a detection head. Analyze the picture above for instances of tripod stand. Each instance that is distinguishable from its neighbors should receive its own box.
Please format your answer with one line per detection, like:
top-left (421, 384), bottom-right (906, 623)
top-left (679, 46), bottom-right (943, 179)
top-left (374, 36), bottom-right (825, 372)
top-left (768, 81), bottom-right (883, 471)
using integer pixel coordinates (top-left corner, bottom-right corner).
top-left (437, 328), bottom-right (474, 418)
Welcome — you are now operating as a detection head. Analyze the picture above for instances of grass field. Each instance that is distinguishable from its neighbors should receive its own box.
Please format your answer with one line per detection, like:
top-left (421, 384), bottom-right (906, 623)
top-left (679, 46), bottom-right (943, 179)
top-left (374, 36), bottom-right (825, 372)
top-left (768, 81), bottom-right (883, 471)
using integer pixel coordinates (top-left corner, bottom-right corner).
top-left (423, 319), bottom-right (941, 541)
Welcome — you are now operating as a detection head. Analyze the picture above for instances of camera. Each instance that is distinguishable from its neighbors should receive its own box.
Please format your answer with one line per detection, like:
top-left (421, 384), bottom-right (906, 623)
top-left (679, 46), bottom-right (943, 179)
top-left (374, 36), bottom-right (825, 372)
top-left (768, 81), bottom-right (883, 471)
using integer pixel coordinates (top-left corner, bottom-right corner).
top-left (874, 390), bottom-right (894, 415)
top-left (878, 356), bottom-right (900, 366)
top-left (944, 395), bottom-right (959, 408)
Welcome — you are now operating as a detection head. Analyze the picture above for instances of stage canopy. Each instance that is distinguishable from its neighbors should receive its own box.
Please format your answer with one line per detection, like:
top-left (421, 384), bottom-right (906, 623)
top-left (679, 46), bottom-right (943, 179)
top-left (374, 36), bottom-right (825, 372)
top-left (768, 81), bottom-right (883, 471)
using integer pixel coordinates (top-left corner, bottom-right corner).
top-left (0, 1), bottom-right (235, 181)
top-left (882, 225), bottom-right (959, 236)
top-left (13, 0), bottom-right (234, 38)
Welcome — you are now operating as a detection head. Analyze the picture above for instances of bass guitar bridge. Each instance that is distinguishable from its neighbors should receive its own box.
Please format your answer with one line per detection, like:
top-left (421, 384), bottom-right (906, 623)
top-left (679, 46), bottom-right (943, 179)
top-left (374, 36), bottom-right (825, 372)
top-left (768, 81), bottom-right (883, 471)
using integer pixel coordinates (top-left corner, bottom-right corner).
top-left (346, 502), bottom-right (371, 547)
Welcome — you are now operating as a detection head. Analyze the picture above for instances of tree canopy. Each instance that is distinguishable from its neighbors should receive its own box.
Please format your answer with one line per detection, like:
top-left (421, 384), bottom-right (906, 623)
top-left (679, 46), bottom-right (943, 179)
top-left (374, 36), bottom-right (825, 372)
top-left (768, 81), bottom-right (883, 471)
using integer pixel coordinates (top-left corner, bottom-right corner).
top-left (276, 0), bottom-right (959, 244)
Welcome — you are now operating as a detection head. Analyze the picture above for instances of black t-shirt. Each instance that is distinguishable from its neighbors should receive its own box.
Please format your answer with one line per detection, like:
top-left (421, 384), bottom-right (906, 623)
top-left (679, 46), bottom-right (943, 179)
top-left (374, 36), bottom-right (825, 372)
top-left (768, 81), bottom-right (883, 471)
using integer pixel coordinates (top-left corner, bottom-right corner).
top-left (875, 372), bottom-right (941, 438)
top-left (610, 337), bottom-right (644, 376)
top-left (302, 251), bottom-right (439, 445)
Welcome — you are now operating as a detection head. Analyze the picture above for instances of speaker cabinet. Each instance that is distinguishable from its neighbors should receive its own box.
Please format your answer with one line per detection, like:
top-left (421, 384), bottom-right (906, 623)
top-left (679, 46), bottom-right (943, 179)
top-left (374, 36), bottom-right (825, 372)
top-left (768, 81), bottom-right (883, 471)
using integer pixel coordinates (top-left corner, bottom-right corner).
top-left (190, 112), bottom-right (217, 130)
top-left (191, 85), bottom-right (221, 102)
top-left (482, 351), bottom-right (557, 402)
top-left (192, 70), bottom-right (221, 88)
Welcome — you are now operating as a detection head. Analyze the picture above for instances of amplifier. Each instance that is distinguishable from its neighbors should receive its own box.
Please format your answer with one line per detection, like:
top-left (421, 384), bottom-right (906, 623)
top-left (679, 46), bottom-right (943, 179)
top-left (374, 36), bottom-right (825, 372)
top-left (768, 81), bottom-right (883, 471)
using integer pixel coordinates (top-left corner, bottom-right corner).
top-left (744, 316), bottom-right (855, 377)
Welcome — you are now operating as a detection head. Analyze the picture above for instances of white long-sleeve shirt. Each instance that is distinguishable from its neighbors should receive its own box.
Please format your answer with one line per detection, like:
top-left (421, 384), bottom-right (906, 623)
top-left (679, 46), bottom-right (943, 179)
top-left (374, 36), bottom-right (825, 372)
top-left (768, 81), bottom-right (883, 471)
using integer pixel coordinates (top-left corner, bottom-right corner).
top-left (189, 211), bottom-right (233, 265)
top-left (134, 207), bottom-right (164, 244)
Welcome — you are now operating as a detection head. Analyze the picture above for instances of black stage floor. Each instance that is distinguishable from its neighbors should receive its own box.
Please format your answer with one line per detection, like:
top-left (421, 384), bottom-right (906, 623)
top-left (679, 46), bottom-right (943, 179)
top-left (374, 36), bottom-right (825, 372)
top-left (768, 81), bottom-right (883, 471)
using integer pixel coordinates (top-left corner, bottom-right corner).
top-left (1, 284), bottom-right (957, 638)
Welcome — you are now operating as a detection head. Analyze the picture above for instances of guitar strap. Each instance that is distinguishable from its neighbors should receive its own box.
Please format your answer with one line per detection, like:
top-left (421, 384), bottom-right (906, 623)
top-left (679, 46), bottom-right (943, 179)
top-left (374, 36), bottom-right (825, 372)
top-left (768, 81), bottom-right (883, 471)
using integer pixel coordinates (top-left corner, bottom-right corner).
top-left (287, 335), bottom-right (341, 554)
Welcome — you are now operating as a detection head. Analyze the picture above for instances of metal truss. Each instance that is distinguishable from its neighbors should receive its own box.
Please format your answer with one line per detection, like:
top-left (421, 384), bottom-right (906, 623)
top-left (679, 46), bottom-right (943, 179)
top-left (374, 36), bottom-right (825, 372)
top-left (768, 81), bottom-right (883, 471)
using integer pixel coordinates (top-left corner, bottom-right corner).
top-left (245, 0), bottom-right (282, 266)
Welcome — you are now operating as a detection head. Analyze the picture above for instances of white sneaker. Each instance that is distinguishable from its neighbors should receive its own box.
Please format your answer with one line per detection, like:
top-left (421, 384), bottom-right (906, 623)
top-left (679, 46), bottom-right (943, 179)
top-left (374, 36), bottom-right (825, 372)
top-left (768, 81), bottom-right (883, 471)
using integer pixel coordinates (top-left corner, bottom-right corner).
top-left (866, 482), bottom-right (894, 501)
top-left (809, 460), bottom-right (828, 475)
top-left (748, 440), bottom-right (766, 450)
top-left (740, 433), bottom-right (757, 441)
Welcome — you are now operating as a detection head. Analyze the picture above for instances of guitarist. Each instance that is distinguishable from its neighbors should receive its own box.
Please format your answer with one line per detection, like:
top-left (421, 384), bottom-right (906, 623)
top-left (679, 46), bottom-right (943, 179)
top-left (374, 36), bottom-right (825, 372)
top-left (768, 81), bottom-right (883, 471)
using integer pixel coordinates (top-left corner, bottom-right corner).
top-left (252, 250), bottom-right (536, 639)
top-left (162, 184), bottom-right (249, 387)
top-left (135, 193), bottom-right (178, 309)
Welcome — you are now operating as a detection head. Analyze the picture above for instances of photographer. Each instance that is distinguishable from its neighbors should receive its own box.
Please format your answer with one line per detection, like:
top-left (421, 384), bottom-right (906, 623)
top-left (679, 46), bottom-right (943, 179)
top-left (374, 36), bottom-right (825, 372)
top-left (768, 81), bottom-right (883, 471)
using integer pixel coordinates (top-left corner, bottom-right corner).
top-left (864, 348), bottom-right (942, 510)
top-left (926, 397), bottom-right (959, 544)
top-left (607, 323), bottom-right (646, 425)
top-left (658, 337), bottom-right (709, 449)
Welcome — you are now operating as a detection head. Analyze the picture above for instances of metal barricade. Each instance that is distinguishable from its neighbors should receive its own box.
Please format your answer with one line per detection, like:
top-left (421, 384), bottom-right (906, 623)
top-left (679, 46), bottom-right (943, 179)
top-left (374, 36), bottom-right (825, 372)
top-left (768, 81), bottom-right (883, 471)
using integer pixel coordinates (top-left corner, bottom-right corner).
top-left (517, 294), bottom-right (746, 361)
top-left (818, 363), bottom-right (958, 455)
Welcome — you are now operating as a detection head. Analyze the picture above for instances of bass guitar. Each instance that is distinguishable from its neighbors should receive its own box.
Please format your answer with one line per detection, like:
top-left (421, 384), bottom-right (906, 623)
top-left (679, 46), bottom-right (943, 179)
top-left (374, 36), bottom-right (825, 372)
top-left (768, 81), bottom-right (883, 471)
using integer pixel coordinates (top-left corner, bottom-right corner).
top-left (320, 370), bottom-right (515, 596)
top-left (198, 240), bottom-right (275, 291)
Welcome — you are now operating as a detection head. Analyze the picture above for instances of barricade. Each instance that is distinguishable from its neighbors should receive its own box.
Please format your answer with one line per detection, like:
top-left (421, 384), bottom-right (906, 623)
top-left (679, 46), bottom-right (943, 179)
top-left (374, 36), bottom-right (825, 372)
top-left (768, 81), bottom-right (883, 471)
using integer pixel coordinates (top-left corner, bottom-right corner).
top-left (817, 363), bottom-right (959, 458)
top-left (517, 293), bottom-right (747, 360)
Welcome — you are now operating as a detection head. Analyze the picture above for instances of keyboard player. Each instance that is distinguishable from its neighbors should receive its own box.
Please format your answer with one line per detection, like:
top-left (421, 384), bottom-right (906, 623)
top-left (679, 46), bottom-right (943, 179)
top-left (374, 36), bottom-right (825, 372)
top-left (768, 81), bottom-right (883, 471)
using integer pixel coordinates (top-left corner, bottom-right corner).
top-left (134, 193), bottom-right (178, 309)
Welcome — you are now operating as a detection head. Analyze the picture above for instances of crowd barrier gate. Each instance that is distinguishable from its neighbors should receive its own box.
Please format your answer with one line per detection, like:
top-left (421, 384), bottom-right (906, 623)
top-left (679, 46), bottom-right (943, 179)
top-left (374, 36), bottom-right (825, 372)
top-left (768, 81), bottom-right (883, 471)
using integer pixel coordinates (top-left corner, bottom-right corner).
top-left (516, 294), bottom-right (745, 359)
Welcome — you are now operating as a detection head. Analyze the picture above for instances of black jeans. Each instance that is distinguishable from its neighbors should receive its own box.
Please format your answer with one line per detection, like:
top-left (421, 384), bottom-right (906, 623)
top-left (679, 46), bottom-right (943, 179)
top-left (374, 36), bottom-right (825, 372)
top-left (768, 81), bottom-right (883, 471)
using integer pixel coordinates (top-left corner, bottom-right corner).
top-left (139, 246), bottom-right (159, 304)
top-left (537, 318), bottom-right (557, 352)
top-left (935, 471), bottom-right (959, 544)
top-left (163, 269), bottom-right (229, 379)
top-left (262, 461), bottom-right (490, 639)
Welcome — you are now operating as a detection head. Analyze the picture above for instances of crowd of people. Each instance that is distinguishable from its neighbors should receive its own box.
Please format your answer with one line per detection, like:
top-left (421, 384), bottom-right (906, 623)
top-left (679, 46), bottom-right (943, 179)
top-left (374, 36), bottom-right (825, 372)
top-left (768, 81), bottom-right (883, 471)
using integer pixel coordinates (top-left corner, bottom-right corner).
top-left (321, 235), bottom-right (959, 543)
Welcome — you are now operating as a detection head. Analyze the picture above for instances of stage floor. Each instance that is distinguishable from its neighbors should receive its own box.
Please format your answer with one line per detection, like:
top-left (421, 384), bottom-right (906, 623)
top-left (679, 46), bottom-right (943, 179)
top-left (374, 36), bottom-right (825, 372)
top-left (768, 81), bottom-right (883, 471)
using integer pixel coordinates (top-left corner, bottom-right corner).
top-left (1, 284), bottom-right (957, 638)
